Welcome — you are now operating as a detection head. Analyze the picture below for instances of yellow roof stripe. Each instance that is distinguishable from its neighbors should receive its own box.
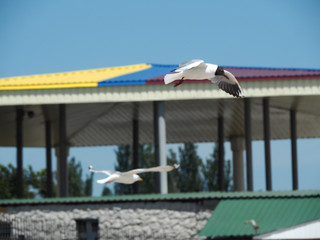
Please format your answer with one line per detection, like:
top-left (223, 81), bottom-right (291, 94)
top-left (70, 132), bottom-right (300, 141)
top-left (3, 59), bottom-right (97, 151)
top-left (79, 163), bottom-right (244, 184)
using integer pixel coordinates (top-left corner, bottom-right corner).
top-left (0, 63), bottom-right (151, 91)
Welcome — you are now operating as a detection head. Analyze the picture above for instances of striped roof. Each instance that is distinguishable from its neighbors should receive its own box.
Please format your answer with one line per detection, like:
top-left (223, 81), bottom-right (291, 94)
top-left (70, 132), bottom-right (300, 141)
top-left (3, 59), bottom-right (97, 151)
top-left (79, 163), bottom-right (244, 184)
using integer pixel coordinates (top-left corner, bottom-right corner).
top-left (1, 63), bottom-right (320, 91)
top-left (199, 197), bottom-right (320, 238)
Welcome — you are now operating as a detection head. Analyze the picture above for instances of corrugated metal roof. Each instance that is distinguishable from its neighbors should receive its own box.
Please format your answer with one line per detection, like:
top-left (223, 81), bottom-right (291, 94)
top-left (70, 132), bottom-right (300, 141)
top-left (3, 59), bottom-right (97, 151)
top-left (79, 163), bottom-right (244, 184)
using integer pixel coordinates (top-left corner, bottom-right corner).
top-left (0, 190), bottom-right (319, 206)
top-left (0, 63), bottom-right (151, 90)
top-left (199, 197), bottom-right (320, 238)
top-left (1, 63), bottom-right (320, 91)
top-left (223, 66), bottom-right (320, 80)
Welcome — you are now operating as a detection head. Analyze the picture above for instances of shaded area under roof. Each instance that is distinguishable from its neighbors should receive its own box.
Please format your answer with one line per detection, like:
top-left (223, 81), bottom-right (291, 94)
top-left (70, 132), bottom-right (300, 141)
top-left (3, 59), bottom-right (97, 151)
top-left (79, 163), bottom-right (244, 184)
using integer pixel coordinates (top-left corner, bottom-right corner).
top-left (1, 95), bottom-right (320, 147)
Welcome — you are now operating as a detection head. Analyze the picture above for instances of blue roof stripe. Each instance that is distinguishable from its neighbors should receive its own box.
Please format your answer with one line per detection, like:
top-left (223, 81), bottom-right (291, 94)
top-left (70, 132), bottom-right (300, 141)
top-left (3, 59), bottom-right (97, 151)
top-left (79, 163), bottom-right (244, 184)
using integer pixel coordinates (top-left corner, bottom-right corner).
top-left (98, 64), bottom-right (176, 86)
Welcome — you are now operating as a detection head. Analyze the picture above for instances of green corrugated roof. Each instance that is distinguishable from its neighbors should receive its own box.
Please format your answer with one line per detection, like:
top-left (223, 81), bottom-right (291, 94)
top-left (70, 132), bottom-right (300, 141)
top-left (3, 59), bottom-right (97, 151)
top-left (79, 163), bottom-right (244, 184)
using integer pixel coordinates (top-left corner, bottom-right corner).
top-left (0, 190), bottom-right (319, 206)
top-left (199, 197), bottom-right (320, 238)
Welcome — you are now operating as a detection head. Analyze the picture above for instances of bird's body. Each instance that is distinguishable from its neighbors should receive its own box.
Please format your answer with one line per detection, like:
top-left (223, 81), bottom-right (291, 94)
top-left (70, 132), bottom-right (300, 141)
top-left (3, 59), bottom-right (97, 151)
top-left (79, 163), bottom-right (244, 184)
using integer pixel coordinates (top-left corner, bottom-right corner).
top-left (164, 59), bottom-right (244, 98)
top-left (245, 219), bottom-right (259, 233)
top-left (89, 164), bottom-right (179, 184)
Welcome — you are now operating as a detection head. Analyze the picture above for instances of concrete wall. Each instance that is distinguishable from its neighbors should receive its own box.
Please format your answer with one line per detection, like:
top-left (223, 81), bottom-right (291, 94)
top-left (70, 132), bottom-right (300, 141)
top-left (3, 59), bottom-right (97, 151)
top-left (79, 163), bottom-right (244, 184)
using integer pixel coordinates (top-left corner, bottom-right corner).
top-left (2, 200), bottom-right (216, 239)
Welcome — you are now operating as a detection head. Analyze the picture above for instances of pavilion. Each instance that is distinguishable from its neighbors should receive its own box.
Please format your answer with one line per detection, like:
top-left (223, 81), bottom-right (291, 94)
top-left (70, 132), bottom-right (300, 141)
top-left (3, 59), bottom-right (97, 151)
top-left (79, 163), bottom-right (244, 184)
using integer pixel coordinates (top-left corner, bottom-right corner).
top-left (1, 63), bottom-right (320, 197)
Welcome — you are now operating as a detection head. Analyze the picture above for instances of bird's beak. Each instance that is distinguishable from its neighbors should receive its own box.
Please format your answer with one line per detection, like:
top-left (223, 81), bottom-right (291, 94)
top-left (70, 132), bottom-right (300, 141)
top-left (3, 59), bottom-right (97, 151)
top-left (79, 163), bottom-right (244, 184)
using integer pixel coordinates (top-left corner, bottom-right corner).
top-left (139, 178), bottom-right (143, 182)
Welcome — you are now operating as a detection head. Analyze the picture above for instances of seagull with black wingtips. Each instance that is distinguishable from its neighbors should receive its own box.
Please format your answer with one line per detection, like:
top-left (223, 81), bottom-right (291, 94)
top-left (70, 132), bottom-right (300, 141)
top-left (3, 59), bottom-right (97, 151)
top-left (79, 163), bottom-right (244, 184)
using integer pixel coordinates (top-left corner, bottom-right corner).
top-left (164, 59), bottom-right (244, 98)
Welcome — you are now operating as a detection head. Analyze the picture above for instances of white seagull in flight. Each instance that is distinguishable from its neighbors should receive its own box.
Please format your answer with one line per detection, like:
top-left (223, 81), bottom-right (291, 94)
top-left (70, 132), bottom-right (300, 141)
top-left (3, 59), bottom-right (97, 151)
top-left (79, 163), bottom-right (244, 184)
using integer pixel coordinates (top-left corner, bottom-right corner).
top-left (164, 59), bottom-right (244, 98)
top-left (89, 164), bottom-right (179, 184)
top-left (245, 219), bottom-right (259, 233)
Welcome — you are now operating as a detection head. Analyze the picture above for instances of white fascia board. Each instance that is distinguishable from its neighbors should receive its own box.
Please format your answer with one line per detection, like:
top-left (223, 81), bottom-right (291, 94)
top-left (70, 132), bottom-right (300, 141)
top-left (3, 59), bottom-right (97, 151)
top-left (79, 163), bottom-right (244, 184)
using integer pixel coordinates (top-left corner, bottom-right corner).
top-left (0, 79), bottom-right (319, 106)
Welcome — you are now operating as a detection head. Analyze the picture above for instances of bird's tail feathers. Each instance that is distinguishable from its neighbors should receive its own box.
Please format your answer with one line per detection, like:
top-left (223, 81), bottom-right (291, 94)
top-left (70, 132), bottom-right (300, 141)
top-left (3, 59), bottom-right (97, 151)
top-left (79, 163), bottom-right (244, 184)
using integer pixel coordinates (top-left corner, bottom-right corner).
top-left (164, 72), bottom-right (182, 85)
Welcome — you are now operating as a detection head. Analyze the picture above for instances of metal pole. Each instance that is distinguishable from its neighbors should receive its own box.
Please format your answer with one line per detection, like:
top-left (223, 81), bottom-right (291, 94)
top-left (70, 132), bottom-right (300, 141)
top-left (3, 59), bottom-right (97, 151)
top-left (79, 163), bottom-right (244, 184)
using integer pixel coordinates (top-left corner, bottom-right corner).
top-left (153, 102), bottom-right (160, 193)
top-left (45, 121), bottom-right (53, 197)
top-left (218, 116), bottom-right (224, 191)
top-left (132, 116), bottom-right (139, 194)
top-left (16, 108), bottom-right (24, 199)
top-left (290, 109), bottom-right (298, 190)
top-left (231, 137), bottom-right (245, 191)
top-left (244, 98), bottom-right (253, 191)
top-left (153, 101), bottom-right (167, 194)
top-left (263, 98), bottom-right (272, 190)
top-left (58, 104), bottom-right (68, 197)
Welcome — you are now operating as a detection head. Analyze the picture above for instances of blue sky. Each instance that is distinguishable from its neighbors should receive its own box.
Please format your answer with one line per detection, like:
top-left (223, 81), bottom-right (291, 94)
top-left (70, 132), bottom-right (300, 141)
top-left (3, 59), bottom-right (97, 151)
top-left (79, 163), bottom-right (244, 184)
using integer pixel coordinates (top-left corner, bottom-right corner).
top-left (0, 0), bottom-right (319, 196)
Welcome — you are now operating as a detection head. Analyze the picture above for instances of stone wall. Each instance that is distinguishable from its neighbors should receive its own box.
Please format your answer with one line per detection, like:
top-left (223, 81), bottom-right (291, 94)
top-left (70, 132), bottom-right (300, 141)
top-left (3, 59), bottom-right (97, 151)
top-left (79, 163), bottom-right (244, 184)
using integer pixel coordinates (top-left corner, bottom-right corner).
top-left (2, 200), bottom-right (216, 239)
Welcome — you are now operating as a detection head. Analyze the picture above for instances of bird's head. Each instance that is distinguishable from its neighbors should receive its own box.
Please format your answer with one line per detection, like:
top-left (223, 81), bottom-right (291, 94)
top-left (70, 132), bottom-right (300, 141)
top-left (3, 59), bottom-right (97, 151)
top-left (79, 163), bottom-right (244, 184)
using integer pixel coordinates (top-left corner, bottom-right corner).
top-left (133, 174), bottom-right (143, 182)
top-left (215, 66), bottom-right (229, 80)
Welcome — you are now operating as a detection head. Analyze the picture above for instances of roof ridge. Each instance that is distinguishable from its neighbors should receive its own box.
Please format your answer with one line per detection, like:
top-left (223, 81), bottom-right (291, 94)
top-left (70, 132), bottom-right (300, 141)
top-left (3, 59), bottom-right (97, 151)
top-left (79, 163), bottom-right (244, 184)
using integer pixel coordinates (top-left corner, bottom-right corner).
top-left (1, 190), bottom-right (319, 206)
top-left (222, 65), bottom-right (320, 71)
top-left (148, 63), bottom-right (320, 71)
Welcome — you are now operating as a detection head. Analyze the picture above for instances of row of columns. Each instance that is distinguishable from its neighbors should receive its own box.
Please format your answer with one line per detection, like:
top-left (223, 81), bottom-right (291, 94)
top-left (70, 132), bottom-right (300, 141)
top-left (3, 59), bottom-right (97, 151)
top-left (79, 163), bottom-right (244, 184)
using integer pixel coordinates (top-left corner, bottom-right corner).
top-left (14, 99), bottom-right (299, 198)
top-left (231, 98), bottom-right (298, 191)
top-left (15, 105), bottom-right (66, 198)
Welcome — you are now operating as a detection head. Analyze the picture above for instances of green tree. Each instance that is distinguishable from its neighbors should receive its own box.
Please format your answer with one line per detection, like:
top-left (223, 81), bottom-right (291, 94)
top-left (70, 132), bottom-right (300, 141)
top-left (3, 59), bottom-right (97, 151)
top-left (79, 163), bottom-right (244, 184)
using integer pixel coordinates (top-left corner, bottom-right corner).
top-left (28, 168), bottom-right (57, 198)
top-left (0, 164), bottom-right (42, 199)
top-left (83, 172), bottom-right (94, 196)
top-left (178, 143), bottom-right (203, 192)
top-left (0, 158), bottom-right (93, 199)
top-left (202, 143), bottom-right (233, 191)
top-left (101, 186), bottom-right (113, 196)
top-left (68, 157), bottom-right (94, 197)
top-left (167, 149), bottom-right (180, 193)
top-left (138, 144), bottom-right (156, 194)
top-left (114, 145), bottom-right (133, 195)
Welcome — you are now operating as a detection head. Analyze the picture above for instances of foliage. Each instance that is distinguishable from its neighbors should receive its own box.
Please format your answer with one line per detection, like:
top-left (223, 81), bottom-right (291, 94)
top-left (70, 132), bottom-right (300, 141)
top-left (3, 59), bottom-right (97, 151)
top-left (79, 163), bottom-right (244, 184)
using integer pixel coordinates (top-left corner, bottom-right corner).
top-left (114, 145), bottom-right (133, 195)
top-left (202, 143), bottom-right (233, 191)
top-left (137, 144), bottom-right (157, 194)
top-left (68, 157), bottom-right (94, 197)
top-left (0, 157), bottom-right (93, 199)
top-left (0, 164), bottom-right (38, 199)
top-left (101, 186), bottom-right (113, 196)
top-left (167, 149), bottom-right (180, 193)
top-left (177, 143), bottom-right (204, 192)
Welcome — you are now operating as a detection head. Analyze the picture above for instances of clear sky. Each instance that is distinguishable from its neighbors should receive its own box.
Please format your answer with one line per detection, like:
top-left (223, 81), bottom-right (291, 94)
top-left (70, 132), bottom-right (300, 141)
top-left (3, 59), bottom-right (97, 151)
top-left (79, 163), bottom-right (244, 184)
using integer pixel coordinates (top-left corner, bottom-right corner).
top-left (0, 0), bottom-right (319, 196)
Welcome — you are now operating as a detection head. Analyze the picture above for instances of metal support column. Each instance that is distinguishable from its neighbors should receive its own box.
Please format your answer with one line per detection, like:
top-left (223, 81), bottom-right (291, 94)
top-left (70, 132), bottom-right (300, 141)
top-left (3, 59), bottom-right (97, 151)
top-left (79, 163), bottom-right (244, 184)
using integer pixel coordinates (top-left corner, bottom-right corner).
top-left (263, 98), bottom-right (272, 190)
top-left (16, 108), bottom-right (24, 199)
top-left (231, 137), bottom-right (245, 191)
top-left (244, 98), bottom-right (253, 191)
top-left (290, 109), bottom-right (298, 190)
top-left (218, 116), bottom-right (224, 191)
top-left (45, 121), bottom-right (53, 197)
top-left (153, 101), bottom-right (167, 194)
top-left (132, 110), bottom-right (139, 194)
top-left (58, 104), bottom-right (68, 197)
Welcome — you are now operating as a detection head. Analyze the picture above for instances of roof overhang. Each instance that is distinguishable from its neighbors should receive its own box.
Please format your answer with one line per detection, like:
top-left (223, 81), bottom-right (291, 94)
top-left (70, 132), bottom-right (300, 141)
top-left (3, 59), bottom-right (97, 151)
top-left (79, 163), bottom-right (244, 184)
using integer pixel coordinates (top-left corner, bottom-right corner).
top-left (0, 77), bottom-right (320, 106)
top-left (1, 63), bottom-right (320, 147)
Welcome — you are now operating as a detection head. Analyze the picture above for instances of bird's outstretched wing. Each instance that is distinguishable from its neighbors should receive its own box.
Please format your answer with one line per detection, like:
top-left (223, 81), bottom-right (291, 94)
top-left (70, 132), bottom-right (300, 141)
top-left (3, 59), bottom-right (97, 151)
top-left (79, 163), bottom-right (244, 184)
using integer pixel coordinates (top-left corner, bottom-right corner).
top-left (171, 59), bottom-right (205, 73)
top-left (96, 175), bottom-right (118, 184)
top-left (210, 70), bottom-right (244, 98)
top-left (124, 164), bottom-right (179, 175)
top-left (89, 165), bottom-right (117, 176)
